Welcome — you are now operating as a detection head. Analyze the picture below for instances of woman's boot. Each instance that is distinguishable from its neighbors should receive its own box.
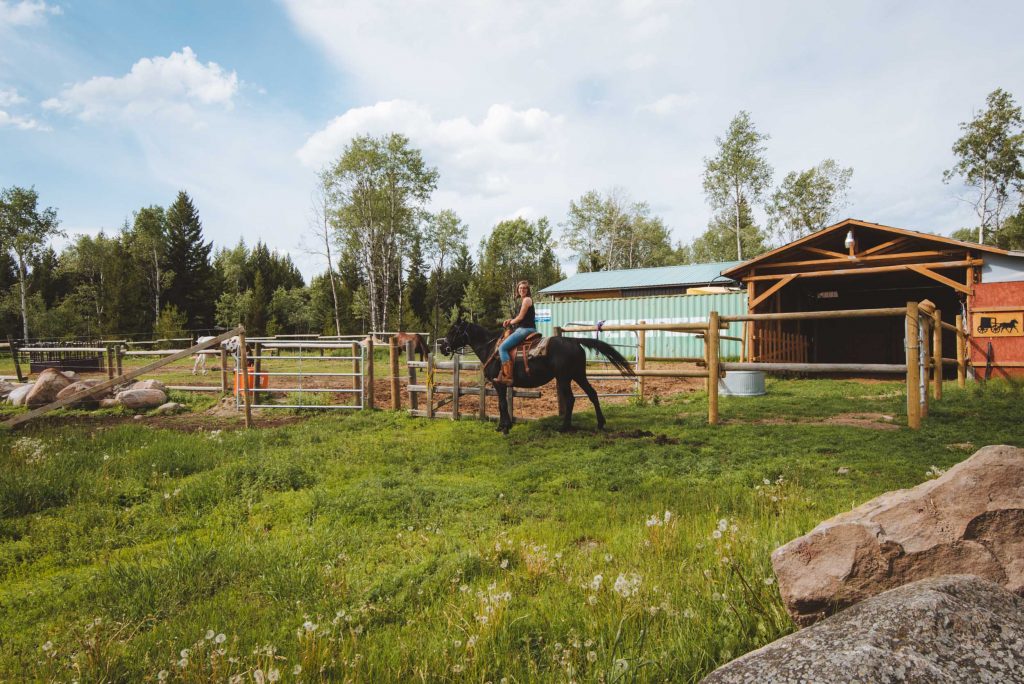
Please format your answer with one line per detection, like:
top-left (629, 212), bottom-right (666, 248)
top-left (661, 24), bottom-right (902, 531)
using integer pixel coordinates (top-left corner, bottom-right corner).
top-left (496, 360), bottom-right (514, 385)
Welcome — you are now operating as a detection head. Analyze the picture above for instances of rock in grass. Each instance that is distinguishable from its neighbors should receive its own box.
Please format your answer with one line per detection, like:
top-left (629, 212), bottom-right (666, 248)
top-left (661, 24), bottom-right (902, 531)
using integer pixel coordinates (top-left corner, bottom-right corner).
top-left (7, 383), bottom-right (33, 406)
top-left (55, 379), bottom-right (110, 408)
top-left (154, 401), bottom-right (185, 415)
top-left (772, 444), bottom-right (1024, 626)
top-left (98, 397), bottom-right (120, 409)
top-left (0, 380), bottom-right (17, 400)
top-left (703, 575), bottom-right (1024, 683)
top-left (129, 379), bottom-right (167, 392)
top-left (115, 388), bottom-right (167, 410)
top-left (26, 368), bottom-right (73, 407)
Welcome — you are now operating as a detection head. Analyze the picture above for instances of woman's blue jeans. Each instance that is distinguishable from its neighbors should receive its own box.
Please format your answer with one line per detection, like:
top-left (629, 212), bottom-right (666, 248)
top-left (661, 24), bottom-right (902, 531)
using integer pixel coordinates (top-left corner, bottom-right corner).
top-left (499, 327), bottom-right (537, 363)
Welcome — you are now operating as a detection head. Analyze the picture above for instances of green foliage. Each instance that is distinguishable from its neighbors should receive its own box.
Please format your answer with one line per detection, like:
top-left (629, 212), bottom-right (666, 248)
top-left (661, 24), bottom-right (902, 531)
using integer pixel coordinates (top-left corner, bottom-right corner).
top-left (0, 380), bottom-right (1021, 681)
top-left (944, 88), bottom-right (1024, 244)
top-left (164, 191), bottom-right (216, 329)
top-left (0, 186), bottom-right (63, 339)
top-left (477, 216), bottom-right (563, 324)
top-left (562, 188), bottom-right (676, 272)
top-left (154, 304), bottom-right (187, 340)
top-left (703, 112), bottom-right (773, 261)
top-left (767, 160), bottom-right (853, 243)
top-left (689, 196), bottom-right (769, 263)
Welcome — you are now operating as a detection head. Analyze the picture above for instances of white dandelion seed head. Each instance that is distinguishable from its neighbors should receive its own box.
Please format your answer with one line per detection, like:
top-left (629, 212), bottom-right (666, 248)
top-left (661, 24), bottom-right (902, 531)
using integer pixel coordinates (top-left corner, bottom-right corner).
top-left (205, 629), bottom-right (215, 640)
top-left (587, 650), bottom-right (598, 663)
top-left (293, 665), bottom-right (303, 675)
top-left (614, 658), bottom-right (629, 672)
top-left (267, 668), bottom-right (280, 682)
top-left (42, 641), bottom-right (53, 652)
top-left (664, 510), bottom-right (672, 523)
top-left (712, 530), bottom-right (722, 539)
top-left (764, 577), bottom-right (775, 585)
top-left (303, 621), bottom-right (317, 632)
top-left (215, 633), bottom-right (226, 644)
top-left (157, 671), bottom-right (168, 681)
top-left (253, 669), bottom-right (265, 684)
top-left (717, 518), bottom-right (728, 532)
top-left (591, 574), bottom-right (603, 590)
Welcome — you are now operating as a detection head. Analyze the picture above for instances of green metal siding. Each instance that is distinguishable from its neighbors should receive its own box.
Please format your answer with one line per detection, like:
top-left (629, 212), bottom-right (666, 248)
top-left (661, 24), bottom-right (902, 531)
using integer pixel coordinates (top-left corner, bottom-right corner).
top-left (534, 293), bottom-right (748, 359)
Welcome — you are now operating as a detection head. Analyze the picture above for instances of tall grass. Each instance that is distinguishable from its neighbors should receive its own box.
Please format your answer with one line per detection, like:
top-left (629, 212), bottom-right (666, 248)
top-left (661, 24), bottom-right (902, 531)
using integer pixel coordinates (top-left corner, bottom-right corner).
top-left (0, 379), bottom-right (1021, 681)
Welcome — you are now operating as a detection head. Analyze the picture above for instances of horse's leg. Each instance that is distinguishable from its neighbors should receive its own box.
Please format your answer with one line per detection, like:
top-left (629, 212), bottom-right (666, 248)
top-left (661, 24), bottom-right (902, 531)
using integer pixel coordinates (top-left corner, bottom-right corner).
top-left (495, 383), bottom-right (511, 434)
top-left (575, 374), bottom-right (606, 430)
top-left (557, 375), bottom-right (575, 431)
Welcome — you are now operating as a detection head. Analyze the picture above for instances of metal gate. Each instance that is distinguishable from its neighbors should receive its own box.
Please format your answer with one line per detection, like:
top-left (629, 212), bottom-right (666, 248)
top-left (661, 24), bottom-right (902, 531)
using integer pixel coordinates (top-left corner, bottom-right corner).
top-left (234, 339), bottom-right (367, 410)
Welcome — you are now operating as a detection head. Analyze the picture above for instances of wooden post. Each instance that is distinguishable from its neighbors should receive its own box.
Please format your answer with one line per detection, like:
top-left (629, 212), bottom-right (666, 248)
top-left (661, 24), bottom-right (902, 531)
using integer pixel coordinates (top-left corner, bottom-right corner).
top-left (956, 314), bottom-right (966, 388)
top-left (238, 330), bottom-right (253, 428)
top-left (905, 302), bottom-right (921, 430)
top-left (220, 348), bottom-right (229, 394)
top-left (406, 341), bottom-right (418, 411)
top-left (106, 346), bottom-right (115, 379)
top-left (365, 337), bottom-right (375, 409)
top-left (115, 345), bottom-right (123, 376)
top-left (425, 353), bottom-right (434, 418)
top-left (389, 337), bottom-right (400, 410)
top-left (707, 311), bottom-right (720, 426)
top-left (637, 320), bottom-right (647, 400)
top-left (920, 314), bottom-right (930, 418)
top-left (478, 366), bottom-right (487, 420)
top-left (932, 309), bottom-right (942, 401)
top-left (8, 337), bottom-right (24, 383)
top-left (253, 343), bottom-right (263, 395)
top-left (451, 353), bottom-right (461, 420)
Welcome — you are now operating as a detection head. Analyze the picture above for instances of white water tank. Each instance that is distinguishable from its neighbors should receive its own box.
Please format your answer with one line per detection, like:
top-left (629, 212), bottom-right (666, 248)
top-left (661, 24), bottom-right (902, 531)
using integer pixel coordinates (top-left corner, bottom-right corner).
top-left (718, 371), bottom-right (766, 396)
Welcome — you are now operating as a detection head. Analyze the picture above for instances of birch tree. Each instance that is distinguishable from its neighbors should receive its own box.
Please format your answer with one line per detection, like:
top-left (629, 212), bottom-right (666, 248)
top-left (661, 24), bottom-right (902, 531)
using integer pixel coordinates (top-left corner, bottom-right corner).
top-left (944, 88), bottom-right (1024, 244)
top-left (127, 205), bottom-right (168, 330)
top-left (703, 112), bottom-right (773, 261)
top-left (328, 134), bottom-right (438, 333)
top-left (305, 170), bottom-right (342, 336)
top-left (0, 186), bottom-right (62, 340)
top-left (561, 188), bottom-right (674, 271)
top-left (768, 160), bottom-right (853, 243)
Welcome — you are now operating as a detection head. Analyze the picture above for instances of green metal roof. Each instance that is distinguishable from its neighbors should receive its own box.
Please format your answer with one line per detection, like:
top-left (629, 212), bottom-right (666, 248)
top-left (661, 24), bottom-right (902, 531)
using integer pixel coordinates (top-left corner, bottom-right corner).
top-left (540, 261), bottom-right (742, 294)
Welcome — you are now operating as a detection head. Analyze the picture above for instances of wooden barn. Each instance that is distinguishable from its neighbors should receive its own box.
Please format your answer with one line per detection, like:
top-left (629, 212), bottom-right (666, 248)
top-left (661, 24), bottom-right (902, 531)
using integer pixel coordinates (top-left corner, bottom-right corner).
top-left (721, 219), bottom-right (1024, 377)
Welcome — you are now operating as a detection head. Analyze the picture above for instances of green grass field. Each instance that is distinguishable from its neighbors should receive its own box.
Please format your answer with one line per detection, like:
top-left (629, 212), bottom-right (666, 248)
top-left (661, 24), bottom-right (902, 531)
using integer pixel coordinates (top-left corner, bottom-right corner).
top-left (1, 379), bottom-right (1021, 682)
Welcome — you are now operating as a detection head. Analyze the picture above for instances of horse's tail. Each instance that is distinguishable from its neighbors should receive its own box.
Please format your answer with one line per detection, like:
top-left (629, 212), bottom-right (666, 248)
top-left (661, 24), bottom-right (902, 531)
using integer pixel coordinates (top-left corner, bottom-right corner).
top-left (575, 338), bottom-right (636, 378)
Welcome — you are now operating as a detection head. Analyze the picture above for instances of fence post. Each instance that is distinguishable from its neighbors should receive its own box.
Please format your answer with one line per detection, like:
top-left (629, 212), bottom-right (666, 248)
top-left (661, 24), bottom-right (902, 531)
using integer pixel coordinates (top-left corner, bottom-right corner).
top-left (389, 337), bottom-right (400, 410)
top-left (406, 341), bottom-right (418, 411)
top-left (116, 344), bottom-right (123, 376)
top-left (920, 314), bottom-right (930, 418)
top-left (8, 337), bottom-right (24, 383)
top-left (220, 348), bottom-right (229, 394)
top-left (905, 302), bottom-right (921, 430)
top-left (254, 343), bottom-right (262, 394)
top-left (478, 366), bottom-right (487, 420)
top-left (452, 353), bottom-right (461, 420)
top-left (637, 320), bottom-right (647, 400)
top-left (106, 346), bottom-right (115, 380)
top-left (426, 353), bottom-right (434, 418)
top-left (932, 308), bottom-right (942, 401)
top-left (238, 330), bottom-right (253, 428)
top-left (366, 337), bottom-right (375, 409)
top-left (707, 311), bottom-right (720, 426)
top-left (956, 314), bottom-right (966, 388)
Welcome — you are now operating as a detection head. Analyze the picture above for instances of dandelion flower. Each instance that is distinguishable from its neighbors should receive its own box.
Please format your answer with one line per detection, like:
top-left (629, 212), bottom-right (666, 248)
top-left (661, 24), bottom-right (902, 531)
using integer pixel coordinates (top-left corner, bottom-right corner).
top-left (587, 651), bottom-right (598, 663)
top-left (590, 574), bottom-right (603, 591)
top-left (711, 530), bottom-right (722, 539)
top-left (614, 658), bottom-right (628, 672)
top-left (764, 577), bottom-right (775, 585)
top-left (178, 658), bottom-right (189, 668)
top-left (587, 595), bottom-right (597, 605)
top-left (293, 665), bottom-right (303, 675)
top-left (215, 633), bottom-right (226, 644)
top-left (717, 518), bottom-right (728, 532)
top-left (664, 510), bottom-right (672, 523)
top-left (180, 649), bottom-right (189, 659)
top-left (267, 668), bottom-right (280, 682)
top-left (454, 639), bottom-right (462, 648)
top-left (158, 671), bottom-right (169, 681)
top-left (452, 664), bottom-right (463, 673)
top-left (646, 515), bottom-right (661, 527)
top-left (42, 641), bottom-right (53, 652)
top-left (205, 629), bottom-right (215, 640)
top-left (500, 558), bottom-right (509, 569)
top-left (253, 669), bottom-right (265, 684)
top-left (763, 478), bottom-right (771, 485)
top-left (467, 636), bottom-right (477, 648)
top-left (603, 553), bottom-right (613, 563)
top-left (303, 621), bottom-right (317, 632)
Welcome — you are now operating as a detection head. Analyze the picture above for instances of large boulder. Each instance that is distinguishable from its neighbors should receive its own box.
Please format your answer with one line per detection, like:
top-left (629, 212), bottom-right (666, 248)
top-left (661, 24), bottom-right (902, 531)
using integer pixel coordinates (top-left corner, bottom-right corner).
top-left (129, 379), bottom-right (167, 393)
top-left (0, 380), bottom-right (17, 400)
top-left (772, 444), bottom-right (1024, 626)
top-left (7, 383), bottom-right (33, 406)
top-left (55, 380), bottom-right (108, 408)
top-left (25, 368), bottom-right (73, 407)
top-left (115, 388), bottom-right (167, 410)
top-left (703, 575), bottom-right (1024, 683)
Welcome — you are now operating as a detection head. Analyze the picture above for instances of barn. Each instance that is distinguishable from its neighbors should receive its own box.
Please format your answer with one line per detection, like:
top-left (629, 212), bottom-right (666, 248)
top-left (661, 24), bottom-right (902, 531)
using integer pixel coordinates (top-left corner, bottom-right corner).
top-left (721, 219), bottom-right (1024, 378)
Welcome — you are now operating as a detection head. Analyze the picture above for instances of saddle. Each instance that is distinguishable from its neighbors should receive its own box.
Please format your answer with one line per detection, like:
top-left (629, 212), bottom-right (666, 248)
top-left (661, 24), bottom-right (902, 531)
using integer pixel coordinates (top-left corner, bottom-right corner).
top-left (489, 329), bottom-right (543, 378)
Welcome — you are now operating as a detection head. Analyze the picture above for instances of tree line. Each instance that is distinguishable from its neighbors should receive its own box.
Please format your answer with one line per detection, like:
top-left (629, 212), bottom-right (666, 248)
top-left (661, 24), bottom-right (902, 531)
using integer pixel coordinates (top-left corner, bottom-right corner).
top-left (3, 88), bottom-right (1023, 342)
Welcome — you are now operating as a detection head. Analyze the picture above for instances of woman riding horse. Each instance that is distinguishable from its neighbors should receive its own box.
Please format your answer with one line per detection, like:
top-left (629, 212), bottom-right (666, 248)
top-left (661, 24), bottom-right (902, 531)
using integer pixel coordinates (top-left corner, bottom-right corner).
top-left (496, 280), bottom-right (537, 384)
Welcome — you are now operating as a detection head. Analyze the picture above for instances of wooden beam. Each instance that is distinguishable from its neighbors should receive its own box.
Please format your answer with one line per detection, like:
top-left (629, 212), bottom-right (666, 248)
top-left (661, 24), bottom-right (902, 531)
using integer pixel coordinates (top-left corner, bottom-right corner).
top-left (761, 250), bottom-right (949, 270)
top-left (745, 259), bottom-right (982, 282)
top-left (750, 274), bottom-right (798, 309)
top-left (4, 326), bottom-right (245, 429)
top-left (802, 246), bottom-right (848, 259)
top-left (907, 264), bottom-right (972, 294)
top-left (858, 237), bottom-right (910, 257)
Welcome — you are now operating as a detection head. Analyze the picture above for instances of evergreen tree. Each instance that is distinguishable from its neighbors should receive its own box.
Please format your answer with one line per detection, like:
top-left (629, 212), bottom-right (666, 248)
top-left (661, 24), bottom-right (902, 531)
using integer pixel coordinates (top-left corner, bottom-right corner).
top-left (164, 191), bottom-right (215, 329)
top-left (406, 235), bottom-right (429, 329)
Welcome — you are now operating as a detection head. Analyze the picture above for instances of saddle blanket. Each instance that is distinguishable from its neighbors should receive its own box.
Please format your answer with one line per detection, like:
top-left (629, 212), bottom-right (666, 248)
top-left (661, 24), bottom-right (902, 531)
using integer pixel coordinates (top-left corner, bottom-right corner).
top-left (527, 337), bottom-right (553, 359)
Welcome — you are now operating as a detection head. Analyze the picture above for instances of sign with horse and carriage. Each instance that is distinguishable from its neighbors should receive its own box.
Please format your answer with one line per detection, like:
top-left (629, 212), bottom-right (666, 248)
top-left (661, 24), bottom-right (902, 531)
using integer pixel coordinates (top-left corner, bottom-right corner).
top-left (972, 311), bottom-right (1023, 337)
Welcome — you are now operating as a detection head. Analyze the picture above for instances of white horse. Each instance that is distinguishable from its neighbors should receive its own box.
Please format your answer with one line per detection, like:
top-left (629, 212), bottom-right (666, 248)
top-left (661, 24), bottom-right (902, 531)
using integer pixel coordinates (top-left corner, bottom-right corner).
top-left (192, 335), bottom-right (241, 375)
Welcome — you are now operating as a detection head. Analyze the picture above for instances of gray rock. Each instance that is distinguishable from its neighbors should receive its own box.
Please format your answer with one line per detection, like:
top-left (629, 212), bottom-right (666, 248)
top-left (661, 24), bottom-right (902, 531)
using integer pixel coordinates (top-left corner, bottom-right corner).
top-left (7, 383), bottom-right (33, 406)
top-left (129, 379), bottom-right (167, 393)
top-left (154, 401), bottom-right (185, 415)
top-left (115, 388), bottom-right (167, 410)
top-left (26, 368), bottom-right (73, 407)
top-left (702, 575), bottom-right (1024, 684)
top-left (98, 397), bottom-right (120, 409)
top-left (0, 380), bottom-right (18, 400)
top-left (55, 379), bottom-right (107, 407)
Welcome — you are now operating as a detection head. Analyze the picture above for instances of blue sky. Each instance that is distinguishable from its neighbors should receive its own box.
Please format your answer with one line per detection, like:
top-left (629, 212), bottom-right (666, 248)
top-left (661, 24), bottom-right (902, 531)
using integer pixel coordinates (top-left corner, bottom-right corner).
top-left (2, 0), bottom-right (1024, 279)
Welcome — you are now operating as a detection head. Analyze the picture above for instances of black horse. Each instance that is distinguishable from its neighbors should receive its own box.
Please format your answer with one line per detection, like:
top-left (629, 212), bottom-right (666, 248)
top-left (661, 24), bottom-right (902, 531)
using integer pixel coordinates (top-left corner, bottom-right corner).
top-left (438, 320), bottom-right (635, 433)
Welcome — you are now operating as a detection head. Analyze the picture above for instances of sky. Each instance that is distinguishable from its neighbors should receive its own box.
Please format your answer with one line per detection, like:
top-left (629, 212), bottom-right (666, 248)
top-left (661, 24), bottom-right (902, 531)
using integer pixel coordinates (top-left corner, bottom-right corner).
top-left (2, 0), bottom-right (1024, 280)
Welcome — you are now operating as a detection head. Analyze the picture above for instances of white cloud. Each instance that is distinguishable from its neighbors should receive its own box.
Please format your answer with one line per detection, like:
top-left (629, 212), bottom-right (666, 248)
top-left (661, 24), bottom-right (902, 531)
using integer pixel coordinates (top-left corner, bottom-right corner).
top-left (0, 86), bottom-right (26, 106)
top-left (298, 100), bottom-right (565, 196)
top-left (0, 109), bottom-right (47, 130)
top-left (42, 47), bottom-right (238, 123)
top-left (0, 0), bottom-right (60, 27)
top-left (637, 93), bottom-right (698, 117)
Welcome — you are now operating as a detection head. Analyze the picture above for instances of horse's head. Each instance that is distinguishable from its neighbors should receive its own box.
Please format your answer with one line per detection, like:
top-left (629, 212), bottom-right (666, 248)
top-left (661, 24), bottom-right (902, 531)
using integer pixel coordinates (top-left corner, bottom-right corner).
top-left (439, 319), bottom-right (471, 356)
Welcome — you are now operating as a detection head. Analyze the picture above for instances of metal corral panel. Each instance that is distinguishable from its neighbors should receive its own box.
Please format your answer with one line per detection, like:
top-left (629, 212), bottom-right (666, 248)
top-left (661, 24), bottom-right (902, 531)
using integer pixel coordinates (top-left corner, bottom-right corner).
top-left (534, 293), bottom-right (748, 359)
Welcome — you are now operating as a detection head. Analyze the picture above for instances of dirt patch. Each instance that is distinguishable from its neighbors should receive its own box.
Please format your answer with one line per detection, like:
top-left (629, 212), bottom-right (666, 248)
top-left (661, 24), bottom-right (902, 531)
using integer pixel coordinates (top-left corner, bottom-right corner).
top-left (740, 412), bottom-right (899, 430)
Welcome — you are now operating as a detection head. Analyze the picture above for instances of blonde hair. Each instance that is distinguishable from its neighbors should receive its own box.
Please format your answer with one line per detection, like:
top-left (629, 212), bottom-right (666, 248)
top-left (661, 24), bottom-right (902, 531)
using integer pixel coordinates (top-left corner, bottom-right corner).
top-left (516, 280), bottom-right (532, 297)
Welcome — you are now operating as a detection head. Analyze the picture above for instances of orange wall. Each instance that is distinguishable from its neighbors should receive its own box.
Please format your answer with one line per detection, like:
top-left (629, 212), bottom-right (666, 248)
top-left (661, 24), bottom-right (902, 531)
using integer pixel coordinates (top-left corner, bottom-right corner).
top-left (970, 281), bottom-right (1024, 379)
